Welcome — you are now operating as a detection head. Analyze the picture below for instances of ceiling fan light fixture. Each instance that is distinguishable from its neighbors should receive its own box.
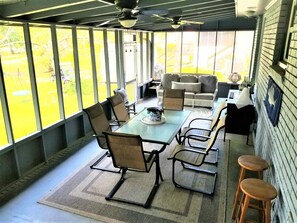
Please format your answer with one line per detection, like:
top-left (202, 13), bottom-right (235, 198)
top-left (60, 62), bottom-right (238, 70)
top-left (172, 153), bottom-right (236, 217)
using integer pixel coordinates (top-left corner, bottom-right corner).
top-left (171, 23), bottom-right (180, 29)
top-left (244, 9), bottom-right (256, 17)
top-left (119, 17), bottom-right (137, 28)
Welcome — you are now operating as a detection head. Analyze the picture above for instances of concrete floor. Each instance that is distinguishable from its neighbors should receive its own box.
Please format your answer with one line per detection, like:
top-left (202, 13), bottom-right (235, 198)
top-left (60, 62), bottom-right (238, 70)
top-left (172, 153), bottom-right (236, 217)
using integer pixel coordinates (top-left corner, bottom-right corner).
top-left (0, 97), bottom-right (257, 223)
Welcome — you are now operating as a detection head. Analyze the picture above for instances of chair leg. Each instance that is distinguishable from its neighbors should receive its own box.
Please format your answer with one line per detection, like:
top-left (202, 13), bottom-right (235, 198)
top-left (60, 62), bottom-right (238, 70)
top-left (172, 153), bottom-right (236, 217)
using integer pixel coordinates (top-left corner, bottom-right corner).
top-left (175, 129), bottom-right (182, 144)
top-left (105, 168), bottom-right (127, 200)
top-left (172, 159), bottom-right (217, 195)
top-left (90, 151), bottom-right (121, 173)
top-left (246, 133), bottom-right (249, 145)
top-left (105, 158), bottom-right (162, 208)
top-left (144, 153), bottom-right (163, 208)
top-left (155, 153), bottom-right (164, 182)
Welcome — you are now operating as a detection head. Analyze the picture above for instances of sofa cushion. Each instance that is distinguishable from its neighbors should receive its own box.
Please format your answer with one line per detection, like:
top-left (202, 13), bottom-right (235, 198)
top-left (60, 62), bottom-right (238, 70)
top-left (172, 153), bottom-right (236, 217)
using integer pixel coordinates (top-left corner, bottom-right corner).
top-left (161, 73), bottom-right (180, 89)
top-left (184, 92), bottom-right (195, 99)
top-left (199, 75), bottom-right (217, 93)
top-left (194, 93), bottom-right (214, 100)
top-left (172, 81), bottom-right (201, 93)
top-left (180, 75), bottom-right (198, 83)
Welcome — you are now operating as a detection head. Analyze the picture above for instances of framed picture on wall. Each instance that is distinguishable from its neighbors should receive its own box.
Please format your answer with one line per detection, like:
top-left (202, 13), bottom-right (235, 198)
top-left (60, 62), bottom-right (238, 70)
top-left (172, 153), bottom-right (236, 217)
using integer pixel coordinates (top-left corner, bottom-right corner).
top-left (264, 77), bottom-right (283, 126)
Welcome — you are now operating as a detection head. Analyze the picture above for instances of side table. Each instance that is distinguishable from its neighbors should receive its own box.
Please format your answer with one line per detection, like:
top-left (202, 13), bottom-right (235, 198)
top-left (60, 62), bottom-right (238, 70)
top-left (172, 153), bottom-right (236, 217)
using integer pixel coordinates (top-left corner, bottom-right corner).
top-left (225, 90), bottom-right (255, 144)
top-left (125, 101), bottom-right (136, 113)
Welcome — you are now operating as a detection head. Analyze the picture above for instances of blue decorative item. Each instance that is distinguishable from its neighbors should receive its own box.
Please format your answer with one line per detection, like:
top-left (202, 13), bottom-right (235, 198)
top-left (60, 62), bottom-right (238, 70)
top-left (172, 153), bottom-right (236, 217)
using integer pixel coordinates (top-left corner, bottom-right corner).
top-left (264, 78), bottom-right (283, 126)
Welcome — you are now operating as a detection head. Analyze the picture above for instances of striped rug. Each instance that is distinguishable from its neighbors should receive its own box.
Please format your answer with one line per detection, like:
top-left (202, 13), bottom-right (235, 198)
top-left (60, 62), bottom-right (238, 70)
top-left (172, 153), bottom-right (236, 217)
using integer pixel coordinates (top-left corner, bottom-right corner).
top-left (39, 135), bottom-right (229, 223)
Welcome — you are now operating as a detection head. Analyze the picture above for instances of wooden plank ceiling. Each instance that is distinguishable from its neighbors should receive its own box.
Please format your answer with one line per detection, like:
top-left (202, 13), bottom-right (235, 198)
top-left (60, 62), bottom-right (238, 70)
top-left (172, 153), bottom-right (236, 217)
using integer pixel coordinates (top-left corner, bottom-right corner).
top-left (0, 0), bottom-right (243, 31)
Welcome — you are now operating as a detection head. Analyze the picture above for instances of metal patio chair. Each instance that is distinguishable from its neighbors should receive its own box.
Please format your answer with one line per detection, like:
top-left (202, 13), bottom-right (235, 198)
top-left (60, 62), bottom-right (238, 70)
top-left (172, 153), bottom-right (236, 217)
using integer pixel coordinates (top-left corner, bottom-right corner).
top-left (83, 102), bottom-right (120, 173)
top-left (103, 131), bottom-right (163, 208)
top-left (162, 88), bottom-right (185, 111)
top-left (168, 115), bottom-right (226, 195)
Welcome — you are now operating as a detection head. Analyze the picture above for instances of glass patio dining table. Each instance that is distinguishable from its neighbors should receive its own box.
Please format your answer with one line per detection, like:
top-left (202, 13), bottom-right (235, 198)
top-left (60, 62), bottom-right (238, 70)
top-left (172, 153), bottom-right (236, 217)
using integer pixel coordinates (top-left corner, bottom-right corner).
top-left (115, 108), bottom-right (191, 153)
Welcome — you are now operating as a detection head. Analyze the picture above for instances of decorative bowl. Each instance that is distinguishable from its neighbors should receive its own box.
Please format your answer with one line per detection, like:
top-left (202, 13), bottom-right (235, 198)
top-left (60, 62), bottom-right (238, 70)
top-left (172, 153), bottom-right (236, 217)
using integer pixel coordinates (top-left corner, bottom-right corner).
top-left (147, 107), bottom-right (163, 122)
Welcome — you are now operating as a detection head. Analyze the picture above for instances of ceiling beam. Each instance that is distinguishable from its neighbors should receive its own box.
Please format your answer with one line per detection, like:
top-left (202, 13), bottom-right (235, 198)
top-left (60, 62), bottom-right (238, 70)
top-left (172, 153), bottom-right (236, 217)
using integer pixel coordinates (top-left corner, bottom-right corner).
top-left (184, 2), bottom-right (234, 13)
top-left (184, 6), bottom-right (235, 19)
top-left (55, 5), bottom-right (117, 22)
top-left (27, 2), bottom-right (111, 20)
top-left (0, 0), bottom-right (95, 17)
top-left (55, 0), bottom-right (232, 22)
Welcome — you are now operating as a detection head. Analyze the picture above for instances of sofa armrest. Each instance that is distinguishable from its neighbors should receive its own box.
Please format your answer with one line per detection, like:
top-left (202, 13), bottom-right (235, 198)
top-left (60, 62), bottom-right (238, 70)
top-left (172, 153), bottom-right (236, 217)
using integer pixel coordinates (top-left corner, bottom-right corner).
top-left (213, 88), bottom-right (218, 100)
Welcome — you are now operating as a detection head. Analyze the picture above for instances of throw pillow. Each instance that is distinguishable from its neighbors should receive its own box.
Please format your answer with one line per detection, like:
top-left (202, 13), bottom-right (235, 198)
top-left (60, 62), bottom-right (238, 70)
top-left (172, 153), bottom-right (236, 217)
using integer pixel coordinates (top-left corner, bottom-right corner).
top-left (114, 88), bottom-right (129, 103)
top-left (172, 81), bottom-right (201, 93)
top-left (199, 75), bottom-right (217, 93)
top-left (161, 73), bottom-right (180, 89)
top-left (180, 75), bottom-right (198, 83)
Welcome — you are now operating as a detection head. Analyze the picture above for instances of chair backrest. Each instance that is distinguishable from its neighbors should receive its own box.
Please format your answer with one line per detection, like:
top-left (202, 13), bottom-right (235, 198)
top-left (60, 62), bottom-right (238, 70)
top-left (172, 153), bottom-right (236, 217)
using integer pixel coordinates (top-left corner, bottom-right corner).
top-left (103, 132), bottom-right (148, 171)
top-left (205, 114), bottom-right (226, 154)
top-left (210, 99), bottom-right (227, 130)
top-left (163, 89), bottom-right (185, 110)
top-left (83, 102), bottom-right (111, 149)
top-left (107, 93), bottom-right (130, 122)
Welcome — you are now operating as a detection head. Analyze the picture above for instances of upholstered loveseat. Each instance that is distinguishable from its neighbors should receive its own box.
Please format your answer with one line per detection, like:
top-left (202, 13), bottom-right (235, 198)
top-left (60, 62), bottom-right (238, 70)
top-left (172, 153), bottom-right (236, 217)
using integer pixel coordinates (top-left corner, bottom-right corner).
top-left (156, 73), bottom-right (218, 108)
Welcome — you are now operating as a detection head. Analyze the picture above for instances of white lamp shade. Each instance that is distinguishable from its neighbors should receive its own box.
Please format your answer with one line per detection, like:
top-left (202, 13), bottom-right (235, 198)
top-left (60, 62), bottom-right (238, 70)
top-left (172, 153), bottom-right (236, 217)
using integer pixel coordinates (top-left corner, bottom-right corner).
top-left (119, 18), bottom-right (137, 28)
top-left (235, 87), bottom-right (251, 109)
top-left (171, 24), bottom-right (180, 29)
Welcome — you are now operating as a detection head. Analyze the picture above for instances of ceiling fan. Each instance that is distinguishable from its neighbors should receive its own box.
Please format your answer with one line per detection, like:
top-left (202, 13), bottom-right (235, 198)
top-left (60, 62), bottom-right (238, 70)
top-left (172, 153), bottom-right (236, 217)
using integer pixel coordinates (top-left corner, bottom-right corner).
top-left (153, 10), bottom-right (204, 29)
top-left (96, 0), bottom-right (203, 29)
top-left (96, 0), bottom-right (168, 28)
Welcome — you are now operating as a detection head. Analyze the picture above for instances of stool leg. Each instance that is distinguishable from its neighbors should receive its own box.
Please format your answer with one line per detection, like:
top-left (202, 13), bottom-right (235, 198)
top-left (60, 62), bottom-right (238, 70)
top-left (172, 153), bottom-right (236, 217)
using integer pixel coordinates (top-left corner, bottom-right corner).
top-left (257, 171), bottom-right (264, 222)
top-left (264, 201), bottom-right (271, 223)
top-left (258, 170), bottom-right (263, 179)
top-left (258, 200), bottom-right (264, 223)
top-left (231, 167), bottom-right (246, 219)
top-left (239, 195), bottom-right (250, 223)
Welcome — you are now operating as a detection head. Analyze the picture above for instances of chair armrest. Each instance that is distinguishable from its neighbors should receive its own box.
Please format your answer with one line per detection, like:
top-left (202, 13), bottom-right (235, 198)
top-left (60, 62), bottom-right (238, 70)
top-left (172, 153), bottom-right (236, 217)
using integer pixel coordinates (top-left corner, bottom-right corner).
top-left (188, 117), bottom-right (212, 127)
top-left (188, 134), bottom-right (211, 140)
top-left (183, 127), bottom-right (212, 135)
top-left (181, 134), bottom-right (211, 145)
top-left (172, 147), bottom-right (207, 161)
top-left (109, 119), bottom-right (126, 126)
top-left (109, 122), bottom-right (120, 127)
top-left (128, 111), bottom-right (137, 115)
top-left (144, 150), bottom-right (157, 163)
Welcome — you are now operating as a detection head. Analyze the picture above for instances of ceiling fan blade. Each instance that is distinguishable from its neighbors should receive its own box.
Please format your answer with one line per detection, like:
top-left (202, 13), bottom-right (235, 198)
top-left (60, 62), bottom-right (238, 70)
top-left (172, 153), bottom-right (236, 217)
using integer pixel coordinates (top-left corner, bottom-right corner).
top-left (140, 9), bottom-right (168, 16)
top-left (152, 14), bottom-right (173, 22)
top-left (96, 18), bottom-right (117, 27)
top-left (137, 14), bottom-right (154, 23)
top-left (180, 20), bottom-right (204, 25)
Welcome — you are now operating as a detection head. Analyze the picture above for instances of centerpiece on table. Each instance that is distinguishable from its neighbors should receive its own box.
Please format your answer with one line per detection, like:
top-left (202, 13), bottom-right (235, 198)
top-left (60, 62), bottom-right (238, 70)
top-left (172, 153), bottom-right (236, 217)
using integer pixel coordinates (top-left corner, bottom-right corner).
top-left (142, 107), bottom-right (166, 125)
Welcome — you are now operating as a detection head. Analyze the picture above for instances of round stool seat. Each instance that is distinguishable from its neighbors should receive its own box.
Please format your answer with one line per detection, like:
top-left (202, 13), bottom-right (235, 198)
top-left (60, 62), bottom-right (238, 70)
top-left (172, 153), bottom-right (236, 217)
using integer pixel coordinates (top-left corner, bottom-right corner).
top-left (240, 178), bottom-right (277, 201)
top-left (238, 155), bottom-right (269, 172)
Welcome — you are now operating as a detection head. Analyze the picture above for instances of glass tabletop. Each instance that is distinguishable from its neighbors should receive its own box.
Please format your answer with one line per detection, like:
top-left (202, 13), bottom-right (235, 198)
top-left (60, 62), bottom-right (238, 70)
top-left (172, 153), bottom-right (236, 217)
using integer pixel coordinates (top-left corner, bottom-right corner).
top-left (115, 108), bottom-right (191, 145)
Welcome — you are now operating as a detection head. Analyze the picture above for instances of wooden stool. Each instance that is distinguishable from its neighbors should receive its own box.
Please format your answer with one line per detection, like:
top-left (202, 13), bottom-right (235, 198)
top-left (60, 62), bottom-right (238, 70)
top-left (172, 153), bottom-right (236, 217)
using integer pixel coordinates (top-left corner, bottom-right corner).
top-left (236, 178), bottom-right (277, 223)
top-left (231, 155), bottom-right (269, 219)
